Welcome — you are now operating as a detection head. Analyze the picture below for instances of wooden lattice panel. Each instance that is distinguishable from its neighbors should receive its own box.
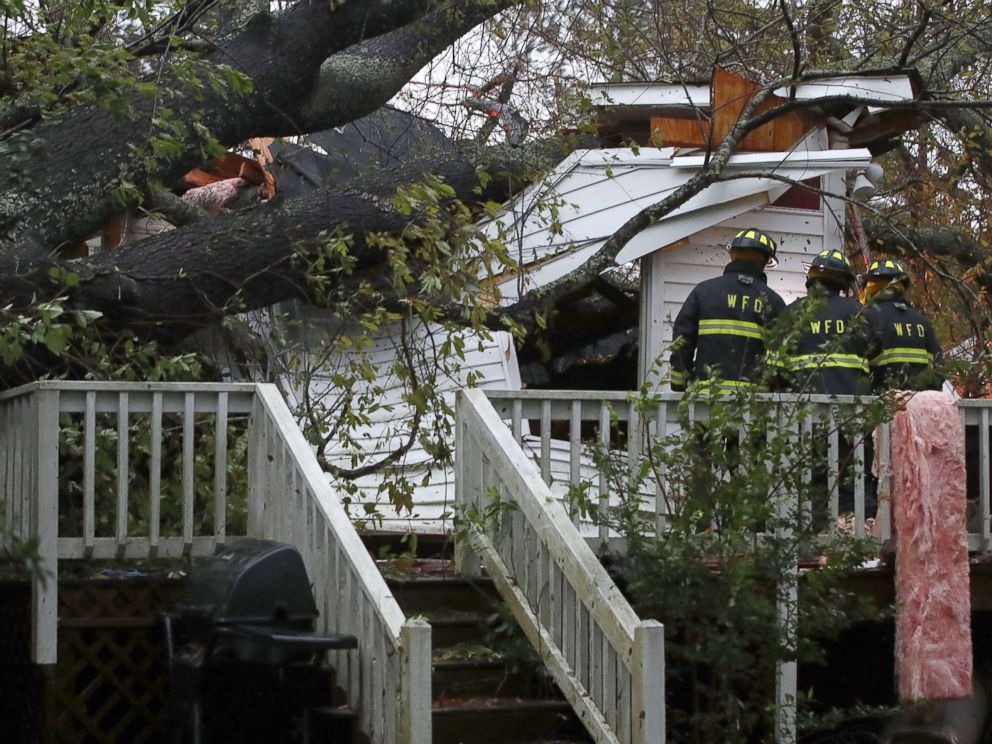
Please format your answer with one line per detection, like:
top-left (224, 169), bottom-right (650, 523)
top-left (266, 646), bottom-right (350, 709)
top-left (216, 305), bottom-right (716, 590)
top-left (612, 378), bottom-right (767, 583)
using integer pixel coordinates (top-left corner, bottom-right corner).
top-left (41, 578), bottom-right (185, 744)
top-left (59, 578), bottom-right (184, 622)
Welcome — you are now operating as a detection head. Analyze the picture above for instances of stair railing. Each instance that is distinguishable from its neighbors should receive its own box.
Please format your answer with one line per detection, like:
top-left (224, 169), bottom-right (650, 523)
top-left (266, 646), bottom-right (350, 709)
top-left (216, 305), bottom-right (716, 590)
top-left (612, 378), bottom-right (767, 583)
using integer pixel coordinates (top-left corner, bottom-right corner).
top-left (249, 384), bottom-right (431, 744)
top-left (455, 387), bottom-right (665, 744)
top-left (0, 380), bottom-right (430, 744)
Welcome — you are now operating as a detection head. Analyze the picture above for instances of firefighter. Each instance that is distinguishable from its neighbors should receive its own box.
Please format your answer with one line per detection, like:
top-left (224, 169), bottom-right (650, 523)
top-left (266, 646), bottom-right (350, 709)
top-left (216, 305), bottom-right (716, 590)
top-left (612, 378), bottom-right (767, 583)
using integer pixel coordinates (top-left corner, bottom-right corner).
top-left (670, 227), bottom-right (786, 392)
top-left (782, 249), bottom-right (870, 396)
top-left (783, 249), bottom-right (875, 521)
top-left (862, 258), bottom-right (943, 392)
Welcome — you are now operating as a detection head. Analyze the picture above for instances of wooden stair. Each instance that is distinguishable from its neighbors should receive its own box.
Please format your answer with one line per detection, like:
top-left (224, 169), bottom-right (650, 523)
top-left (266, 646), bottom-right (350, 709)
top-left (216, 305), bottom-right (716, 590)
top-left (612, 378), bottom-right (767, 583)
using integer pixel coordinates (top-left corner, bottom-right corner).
top-left (384, 558), bottom-right (592, 744)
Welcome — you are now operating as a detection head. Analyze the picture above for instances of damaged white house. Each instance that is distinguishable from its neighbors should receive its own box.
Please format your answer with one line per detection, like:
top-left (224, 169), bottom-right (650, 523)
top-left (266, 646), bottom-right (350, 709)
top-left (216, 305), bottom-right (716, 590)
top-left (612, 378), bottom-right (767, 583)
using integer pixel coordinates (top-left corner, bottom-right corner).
top-left (84, 69), bottom-right (924, 534)
top-left (277, 69), bottom-right (924, 533)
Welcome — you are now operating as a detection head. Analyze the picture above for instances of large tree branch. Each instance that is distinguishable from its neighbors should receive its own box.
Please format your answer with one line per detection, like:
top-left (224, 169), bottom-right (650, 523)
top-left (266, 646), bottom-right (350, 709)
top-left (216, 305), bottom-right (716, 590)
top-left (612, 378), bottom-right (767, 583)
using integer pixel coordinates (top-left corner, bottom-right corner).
top-left (0, 138), bottom-right (577, 370)
top-left (0, 0), bottom-right (490, 264)
top-left (293, 1), bottom-right (519, 133)
top-left (862, 218), bottom-right (992, 295)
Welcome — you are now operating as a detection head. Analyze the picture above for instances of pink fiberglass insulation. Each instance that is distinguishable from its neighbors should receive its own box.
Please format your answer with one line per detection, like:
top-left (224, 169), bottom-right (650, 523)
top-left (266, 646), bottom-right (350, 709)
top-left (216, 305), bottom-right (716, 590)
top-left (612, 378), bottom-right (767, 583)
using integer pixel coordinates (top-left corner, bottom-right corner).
top-left (890, 390), bottom-right (971, 702)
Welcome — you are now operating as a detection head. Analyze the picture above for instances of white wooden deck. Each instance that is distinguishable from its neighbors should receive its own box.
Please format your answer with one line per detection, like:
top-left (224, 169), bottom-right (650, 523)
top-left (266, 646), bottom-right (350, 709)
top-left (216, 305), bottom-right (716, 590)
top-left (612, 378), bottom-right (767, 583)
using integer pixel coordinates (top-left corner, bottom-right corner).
top-left (481, 389), bottom-right (992, 551)
top-left (5, 380), bottom-right (989, 744)
top-left (0, 381), bottom-right (431, 744)
top-left (457, 388), bottom-right (992, 744)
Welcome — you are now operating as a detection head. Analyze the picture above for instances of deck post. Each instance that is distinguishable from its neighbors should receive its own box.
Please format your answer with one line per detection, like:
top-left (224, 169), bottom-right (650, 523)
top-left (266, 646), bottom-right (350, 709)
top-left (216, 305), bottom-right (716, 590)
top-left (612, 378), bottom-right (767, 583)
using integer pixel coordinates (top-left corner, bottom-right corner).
top-left (638, 253), bottom-right (667, 392)
top-left (32, 388), bottom-right (60, 665)
top-left (398, 618), bottom-right (432, 744)
top-left (453, 393), bottom-right (481, 577)
top-left (246, 394), bottom-right (267, 538)
top-left (775, 576), bottom-right (798, 744)
top-left (632, 620), bottom-right (666, 744)
top-left (775, 409), bottom-right (799, 744)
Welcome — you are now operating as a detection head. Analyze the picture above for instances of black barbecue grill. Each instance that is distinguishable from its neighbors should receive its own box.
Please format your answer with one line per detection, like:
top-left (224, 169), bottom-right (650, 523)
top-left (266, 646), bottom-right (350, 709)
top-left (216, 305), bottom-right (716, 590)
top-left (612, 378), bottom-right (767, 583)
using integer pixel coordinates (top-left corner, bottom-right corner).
top-left (162, 539), bottom-right (357, 744)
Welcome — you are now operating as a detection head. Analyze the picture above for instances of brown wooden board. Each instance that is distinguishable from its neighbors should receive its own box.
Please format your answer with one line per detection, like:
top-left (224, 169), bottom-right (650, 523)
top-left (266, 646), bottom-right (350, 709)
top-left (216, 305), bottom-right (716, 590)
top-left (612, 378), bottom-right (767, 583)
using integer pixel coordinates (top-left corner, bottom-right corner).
top-left (650, 115), bottom-right (711, 148)
top-left (181, 152), bottom-right (268, 189)
top-left (711, 67), bottom-right (820, 152)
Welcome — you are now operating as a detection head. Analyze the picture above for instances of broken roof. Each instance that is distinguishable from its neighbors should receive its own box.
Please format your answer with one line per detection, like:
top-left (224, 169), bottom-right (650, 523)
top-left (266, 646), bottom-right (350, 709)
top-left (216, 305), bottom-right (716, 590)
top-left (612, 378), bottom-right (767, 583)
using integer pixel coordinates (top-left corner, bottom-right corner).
top-left (482, 143), bottom-right (873, 303)
top-left (590, 69), bottom-right (924, 153)
top-left (590, 72), bottom-right (918, 110)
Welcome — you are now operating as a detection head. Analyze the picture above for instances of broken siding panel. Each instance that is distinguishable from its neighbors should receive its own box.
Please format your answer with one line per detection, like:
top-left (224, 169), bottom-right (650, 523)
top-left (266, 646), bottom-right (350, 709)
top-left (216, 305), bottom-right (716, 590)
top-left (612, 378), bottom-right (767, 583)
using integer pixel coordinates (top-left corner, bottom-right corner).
top-left (488, 163), bottom-right (686, 254)
top-left (490, 148), bottom-right (861, 302)
top-left (349, 481), bottom-right (456, 532)
top-left (482, 149), bottom-right (676, 240)
top-left (307, 342), bottom-right (515, 418)
top-left (500, 241), bottom-right (602, 303)
top-left (772, 76), bottom-right (917, 109)
top-left (495, 191), bottom-right (795, 305)
top-left (576, 170), bottom-right (833, 264)
top-left (314, 339), bottom-right (515, 440)
top-left (612, 192), bottom-right (784, 265)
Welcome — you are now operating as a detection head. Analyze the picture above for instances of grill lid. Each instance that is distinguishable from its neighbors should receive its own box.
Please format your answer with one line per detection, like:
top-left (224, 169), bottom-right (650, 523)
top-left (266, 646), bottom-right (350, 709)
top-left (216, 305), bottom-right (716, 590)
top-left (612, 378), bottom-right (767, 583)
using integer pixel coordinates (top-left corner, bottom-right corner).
top-left (180, 539), bottom-right (318, 625)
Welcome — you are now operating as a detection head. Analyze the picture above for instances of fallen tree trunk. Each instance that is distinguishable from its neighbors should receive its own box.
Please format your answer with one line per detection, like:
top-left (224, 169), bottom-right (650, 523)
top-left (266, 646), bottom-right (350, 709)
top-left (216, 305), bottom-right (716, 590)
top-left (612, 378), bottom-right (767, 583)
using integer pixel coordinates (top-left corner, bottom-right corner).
top-left (0, 138), bottom-right (577, 359)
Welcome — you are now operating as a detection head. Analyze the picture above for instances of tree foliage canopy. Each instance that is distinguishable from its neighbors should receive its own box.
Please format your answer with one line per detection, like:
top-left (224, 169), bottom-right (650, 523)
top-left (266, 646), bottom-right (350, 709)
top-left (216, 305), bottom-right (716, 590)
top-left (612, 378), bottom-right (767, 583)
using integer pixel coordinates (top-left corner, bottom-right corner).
top-left (1, 0), bottom-right (991, 389)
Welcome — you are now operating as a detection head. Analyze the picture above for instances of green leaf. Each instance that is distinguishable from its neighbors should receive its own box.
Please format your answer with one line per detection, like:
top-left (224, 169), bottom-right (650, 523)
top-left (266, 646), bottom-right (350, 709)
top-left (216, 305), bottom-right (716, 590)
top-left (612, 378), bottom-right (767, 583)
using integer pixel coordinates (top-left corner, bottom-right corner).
top-left (44, 330), bottom-right (67, 355)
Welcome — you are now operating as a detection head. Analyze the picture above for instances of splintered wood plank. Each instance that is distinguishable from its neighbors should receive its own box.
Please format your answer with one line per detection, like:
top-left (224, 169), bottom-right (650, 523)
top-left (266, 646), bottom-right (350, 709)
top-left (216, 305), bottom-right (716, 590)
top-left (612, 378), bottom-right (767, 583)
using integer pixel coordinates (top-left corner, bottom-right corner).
top-left (711, 67), bottom-right (819, 152)
top-left (650, 115), bottom-right (711, 148)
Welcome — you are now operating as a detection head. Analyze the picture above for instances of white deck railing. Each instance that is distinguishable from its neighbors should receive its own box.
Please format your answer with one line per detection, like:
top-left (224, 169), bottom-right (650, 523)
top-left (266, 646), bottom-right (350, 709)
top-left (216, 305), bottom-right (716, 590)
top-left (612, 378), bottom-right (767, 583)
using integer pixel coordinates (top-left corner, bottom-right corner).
top-left (482, 390), bottom-right (992, 550)
top-left (248, 385), bottom-right (430, 744)
top-left (0, 381), bottom-right (430, 744)
top-left (455, 388), bottom-right (665, 744)
top-left (468, 390), bottom-right (992, 742)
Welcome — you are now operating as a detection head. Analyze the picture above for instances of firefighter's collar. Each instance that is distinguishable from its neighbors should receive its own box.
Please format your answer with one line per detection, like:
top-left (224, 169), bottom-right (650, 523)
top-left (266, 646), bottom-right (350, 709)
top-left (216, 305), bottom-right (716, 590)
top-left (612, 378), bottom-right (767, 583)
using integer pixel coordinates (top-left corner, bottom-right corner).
top-left (723, 259), bottom-right (767, 281)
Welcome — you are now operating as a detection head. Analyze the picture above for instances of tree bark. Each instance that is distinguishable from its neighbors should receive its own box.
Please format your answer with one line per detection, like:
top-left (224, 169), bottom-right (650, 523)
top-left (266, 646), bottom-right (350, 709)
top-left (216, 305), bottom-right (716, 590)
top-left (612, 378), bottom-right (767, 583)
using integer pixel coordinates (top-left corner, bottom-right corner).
top-left (1, 138), bottom-right (578, 350)
top-left (0, 0), bottom-right (515, 264)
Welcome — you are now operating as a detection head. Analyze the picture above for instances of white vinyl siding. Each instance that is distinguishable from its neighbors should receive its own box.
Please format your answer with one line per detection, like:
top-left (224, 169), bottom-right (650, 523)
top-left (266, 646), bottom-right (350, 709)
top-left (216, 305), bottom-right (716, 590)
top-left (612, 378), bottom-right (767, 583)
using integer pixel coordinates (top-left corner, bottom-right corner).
top-left (281, 316), bottom-right (520, 532)
top-left (642, 192), bottom-right (840, 385)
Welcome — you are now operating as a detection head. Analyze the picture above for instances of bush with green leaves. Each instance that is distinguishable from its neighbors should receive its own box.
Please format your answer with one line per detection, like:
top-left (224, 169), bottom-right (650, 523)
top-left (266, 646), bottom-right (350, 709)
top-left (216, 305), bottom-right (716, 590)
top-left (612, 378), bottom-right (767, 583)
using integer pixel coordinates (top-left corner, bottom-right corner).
top-left (570, 378), bottom-right (898, 743)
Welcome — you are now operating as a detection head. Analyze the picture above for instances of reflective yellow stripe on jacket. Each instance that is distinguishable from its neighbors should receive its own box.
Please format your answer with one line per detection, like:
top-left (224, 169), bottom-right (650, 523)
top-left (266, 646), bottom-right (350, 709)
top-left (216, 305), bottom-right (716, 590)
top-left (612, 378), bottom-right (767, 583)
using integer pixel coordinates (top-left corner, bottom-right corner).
top-left (869, 348), bottom-right (933, 367)
top-left (698, 319), bottom-right (763, 340)
top-left (791, 353), bottom-right (869, 373)
top-left (765, 350), bottom-right (790, 370)
top-left (689, 380), bottom-right (759, 394)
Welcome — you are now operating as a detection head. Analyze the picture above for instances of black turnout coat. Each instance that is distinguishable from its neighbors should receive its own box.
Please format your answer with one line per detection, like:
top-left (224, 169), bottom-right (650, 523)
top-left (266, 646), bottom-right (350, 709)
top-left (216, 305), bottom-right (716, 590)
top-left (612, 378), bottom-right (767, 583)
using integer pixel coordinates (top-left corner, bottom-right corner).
top-left (670, 260), bottom-right (786, 390)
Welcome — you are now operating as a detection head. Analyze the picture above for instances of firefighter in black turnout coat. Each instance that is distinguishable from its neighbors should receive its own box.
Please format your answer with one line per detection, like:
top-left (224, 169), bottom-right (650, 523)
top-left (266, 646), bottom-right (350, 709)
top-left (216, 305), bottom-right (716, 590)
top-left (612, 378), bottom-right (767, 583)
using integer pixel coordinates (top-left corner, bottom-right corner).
top-left (781, 249), bottom-right (870, 396)
top-left (862, 258), bottom-right (943, 392)
top-left (782, 249), bottom-right (876, 520)
top-left (670, 228), bottom-right (786, 392)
